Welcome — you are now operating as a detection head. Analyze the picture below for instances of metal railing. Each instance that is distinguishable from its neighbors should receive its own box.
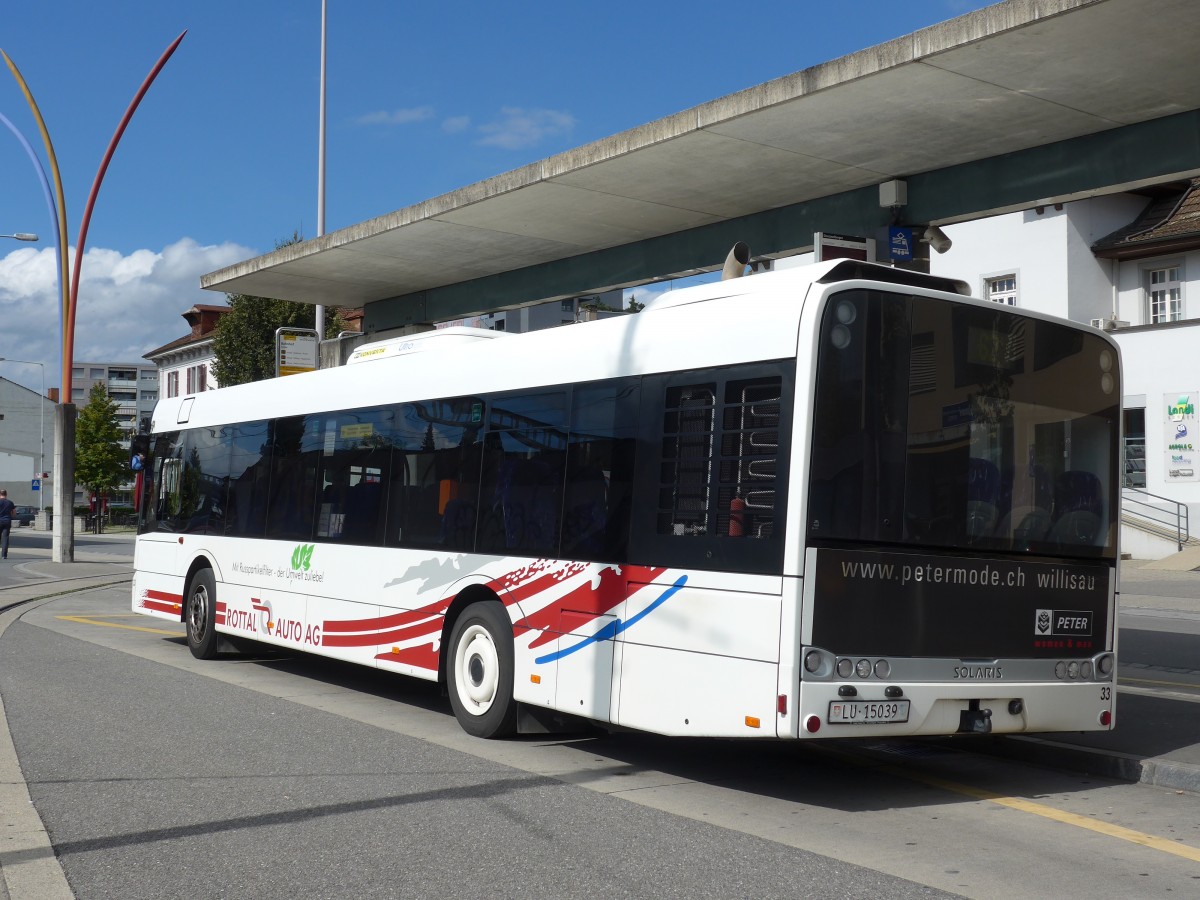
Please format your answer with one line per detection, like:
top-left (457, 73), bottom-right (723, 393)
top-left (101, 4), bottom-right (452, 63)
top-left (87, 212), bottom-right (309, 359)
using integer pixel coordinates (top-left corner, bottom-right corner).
top-left (1122, 487), bottom-right (1190, 551)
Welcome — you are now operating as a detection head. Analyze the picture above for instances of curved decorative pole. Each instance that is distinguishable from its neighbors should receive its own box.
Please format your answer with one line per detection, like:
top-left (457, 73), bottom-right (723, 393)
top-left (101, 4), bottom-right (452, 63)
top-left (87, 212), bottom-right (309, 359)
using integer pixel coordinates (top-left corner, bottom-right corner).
top-left (0, 110), bottom-right (64, 360)
top-left (4, 32), bottom-right (187, 564)
top-left (1, 50), bottom-right (71, 391)
top-left (67, 30), bottom-right (187, 384)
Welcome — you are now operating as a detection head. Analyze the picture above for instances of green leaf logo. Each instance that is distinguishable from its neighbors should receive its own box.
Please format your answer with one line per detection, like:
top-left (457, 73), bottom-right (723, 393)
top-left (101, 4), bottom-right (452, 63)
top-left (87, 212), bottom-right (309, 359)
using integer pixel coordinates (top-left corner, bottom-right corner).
top-left (291, 544), bottom-right (314, 571)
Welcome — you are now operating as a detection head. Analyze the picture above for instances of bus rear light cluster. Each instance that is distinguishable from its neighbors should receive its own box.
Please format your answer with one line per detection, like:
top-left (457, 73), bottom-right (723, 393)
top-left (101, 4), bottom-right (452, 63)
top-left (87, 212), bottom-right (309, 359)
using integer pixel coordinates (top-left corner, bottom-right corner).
top-left (1055, 657), bottom-right (1108, 681)
top-left (834, 657), bottom-right (891, 679)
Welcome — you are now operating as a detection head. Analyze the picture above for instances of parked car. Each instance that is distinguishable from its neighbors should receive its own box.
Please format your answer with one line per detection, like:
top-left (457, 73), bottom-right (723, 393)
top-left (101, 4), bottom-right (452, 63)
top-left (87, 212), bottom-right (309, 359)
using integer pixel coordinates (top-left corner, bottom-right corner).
top-left (12, 505), bottom-right (36, 527)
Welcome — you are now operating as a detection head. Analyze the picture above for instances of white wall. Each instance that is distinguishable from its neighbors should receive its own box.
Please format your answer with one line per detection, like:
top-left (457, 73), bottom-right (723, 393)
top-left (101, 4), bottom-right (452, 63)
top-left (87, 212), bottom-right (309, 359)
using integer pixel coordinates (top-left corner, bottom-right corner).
top-left (932, 195), bottom-right (1147, 323)
top-left (1113, 324), bottom-right (1200, 506)
top-left (159, 347), bottom-right (218, 398)
top-left (933, 209), bottom-right (1069, 317)
top-left (1063, 194), bottom-right (1145, 323)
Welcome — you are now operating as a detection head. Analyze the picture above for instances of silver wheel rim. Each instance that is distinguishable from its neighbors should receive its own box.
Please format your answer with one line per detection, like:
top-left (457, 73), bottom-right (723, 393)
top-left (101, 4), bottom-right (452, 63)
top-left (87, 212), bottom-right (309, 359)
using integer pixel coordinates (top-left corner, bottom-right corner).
top-left (187, 584), bottom-right (209, 643)
top-left (454, 624), bottom-right (498, 716)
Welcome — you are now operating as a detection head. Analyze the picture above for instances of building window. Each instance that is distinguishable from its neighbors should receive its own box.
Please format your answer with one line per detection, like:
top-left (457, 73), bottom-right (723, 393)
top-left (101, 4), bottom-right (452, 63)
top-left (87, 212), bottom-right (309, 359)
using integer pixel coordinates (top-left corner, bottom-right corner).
top-left (1148, 265), bottom-right (1183, 323)
top-left (986, 274), bottom-right (1018, 306)
top-left (167, 371), bottom-right (179, 399)
top-left (186, 364), bottom-right (208, 395)
top-left (1123, 408), bottom-right (1145, 487)
top-left (89, 367), bottom-right (105, 379)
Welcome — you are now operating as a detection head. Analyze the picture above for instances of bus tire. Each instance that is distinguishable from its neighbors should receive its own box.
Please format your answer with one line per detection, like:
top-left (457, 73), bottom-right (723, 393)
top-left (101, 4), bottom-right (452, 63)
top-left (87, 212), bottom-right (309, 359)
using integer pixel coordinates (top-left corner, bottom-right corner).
top-left (185, 568), bottom-right (219, 660)
top-left (447, 601), bottom-right (518, 738)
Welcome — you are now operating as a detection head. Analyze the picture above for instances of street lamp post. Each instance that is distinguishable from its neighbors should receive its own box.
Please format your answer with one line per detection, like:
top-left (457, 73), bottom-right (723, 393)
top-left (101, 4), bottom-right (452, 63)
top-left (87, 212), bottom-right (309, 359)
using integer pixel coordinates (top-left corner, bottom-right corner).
top-left (0, 357), bottom-right (46, 517)
top-left (0, 232), bottom-right (38, 241)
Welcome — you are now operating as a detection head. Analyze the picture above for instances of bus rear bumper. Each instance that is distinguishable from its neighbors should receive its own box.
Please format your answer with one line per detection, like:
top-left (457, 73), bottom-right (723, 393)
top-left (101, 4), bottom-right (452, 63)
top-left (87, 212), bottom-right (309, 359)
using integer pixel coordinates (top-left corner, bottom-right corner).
top-left (794, 680), bottom-right (1115, 739)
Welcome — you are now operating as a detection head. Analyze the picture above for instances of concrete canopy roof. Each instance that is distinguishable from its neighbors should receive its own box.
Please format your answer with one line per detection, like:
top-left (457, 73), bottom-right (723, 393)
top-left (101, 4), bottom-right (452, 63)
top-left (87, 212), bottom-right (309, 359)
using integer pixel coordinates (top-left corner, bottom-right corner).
top-left (202, 0), bottom-right (1200, 315)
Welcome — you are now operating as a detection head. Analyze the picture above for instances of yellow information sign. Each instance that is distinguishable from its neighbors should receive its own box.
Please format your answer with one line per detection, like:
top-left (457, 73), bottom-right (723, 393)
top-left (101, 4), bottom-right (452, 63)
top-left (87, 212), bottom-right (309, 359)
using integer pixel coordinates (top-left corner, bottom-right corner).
top-left (277, 329), bottom-right (319, 377)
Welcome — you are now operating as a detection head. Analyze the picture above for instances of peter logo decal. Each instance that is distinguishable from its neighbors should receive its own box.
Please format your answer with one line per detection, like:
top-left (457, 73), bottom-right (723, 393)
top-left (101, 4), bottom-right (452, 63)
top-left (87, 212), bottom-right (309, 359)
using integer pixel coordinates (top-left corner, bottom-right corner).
top-left (1035, 609), bottom-right (1051, 635)
top-left (1035, 608), bottom-right (1091, 636)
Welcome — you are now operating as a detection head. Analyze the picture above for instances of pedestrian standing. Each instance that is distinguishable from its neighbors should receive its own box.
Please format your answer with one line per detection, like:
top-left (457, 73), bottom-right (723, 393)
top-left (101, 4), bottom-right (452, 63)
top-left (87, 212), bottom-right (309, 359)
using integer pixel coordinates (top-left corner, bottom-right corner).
top-left (0, 489), bottom-right (14, 560)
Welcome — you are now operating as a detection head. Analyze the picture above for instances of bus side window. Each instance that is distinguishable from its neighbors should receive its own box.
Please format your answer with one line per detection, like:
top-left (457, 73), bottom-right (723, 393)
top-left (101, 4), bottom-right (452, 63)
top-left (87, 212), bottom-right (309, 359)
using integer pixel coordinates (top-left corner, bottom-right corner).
top-left (265, 416), bottom-right (319, 542)
top-left (478, 391), bottom-right (566, 557)
top-left (189, 425), bottom-right (232, 536)
top-left (226, 421), bottom-right (271, 538)
top-left (632, 363), bottom-right (791, 575)
top-left (309, 407), bottom-right (394, 546)
top-left (386, 398), bottom-right (482, 551)
top-left (657, 383), bottom-right (716, 538)
top-left (562, 378), bottom-right (639, 561)
top-left (137, 431), bottom-right (176, 534)
top-left (157, 458), bottom-right (182, 528)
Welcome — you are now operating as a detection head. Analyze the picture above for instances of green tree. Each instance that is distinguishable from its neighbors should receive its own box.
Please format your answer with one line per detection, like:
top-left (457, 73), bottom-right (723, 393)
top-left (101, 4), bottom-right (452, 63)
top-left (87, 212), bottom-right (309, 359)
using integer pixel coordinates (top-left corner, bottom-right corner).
top-left (75, 382), bottom-right (128, 533)
top-left (626, 294), bottom-right (645, 313)
top-left (211, 233), bottom-right (345, 387)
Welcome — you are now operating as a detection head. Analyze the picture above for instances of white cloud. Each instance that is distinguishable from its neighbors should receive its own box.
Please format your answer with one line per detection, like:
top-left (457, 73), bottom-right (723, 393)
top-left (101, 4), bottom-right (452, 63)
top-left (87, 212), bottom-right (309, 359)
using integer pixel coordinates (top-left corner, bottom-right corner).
top-left (442, 115), bottom-right (470, 134)
top-left (0, 237), bottom-right (254, 392)
top-left (354, 107), bottom-right (435, 126)
top-left (477, 107), bottom-right (575, 150)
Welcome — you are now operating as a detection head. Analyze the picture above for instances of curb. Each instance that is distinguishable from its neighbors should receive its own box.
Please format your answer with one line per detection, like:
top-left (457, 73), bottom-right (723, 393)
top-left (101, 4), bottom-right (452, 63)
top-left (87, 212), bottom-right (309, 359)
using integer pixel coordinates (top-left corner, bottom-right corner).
top-left (978, 734), bottom-right (1200, 794)
top-left (0, 597), bottom-right (78, 900)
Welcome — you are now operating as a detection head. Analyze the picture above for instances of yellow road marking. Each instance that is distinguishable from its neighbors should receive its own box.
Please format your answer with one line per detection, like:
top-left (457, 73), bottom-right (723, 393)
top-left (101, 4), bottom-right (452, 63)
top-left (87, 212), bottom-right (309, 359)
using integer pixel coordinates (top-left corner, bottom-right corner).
top-left (55, 614), bottom-right (181, 636)
top-left (878, 763), bottom-right (1200, 863)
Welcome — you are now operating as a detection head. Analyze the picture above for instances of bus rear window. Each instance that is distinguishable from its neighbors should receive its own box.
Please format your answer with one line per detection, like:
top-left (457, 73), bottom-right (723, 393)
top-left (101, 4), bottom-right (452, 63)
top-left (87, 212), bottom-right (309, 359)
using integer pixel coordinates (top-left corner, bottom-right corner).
top-left (807, 291), bottom-right (1120, 560)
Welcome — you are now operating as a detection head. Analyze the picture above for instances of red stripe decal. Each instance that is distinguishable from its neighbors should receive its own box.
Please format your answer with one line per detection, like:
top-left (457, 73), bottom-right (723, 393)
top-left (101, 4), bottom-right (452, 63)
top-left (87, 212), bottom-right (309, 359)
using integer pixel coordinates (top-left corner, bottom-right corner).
top-left (140, 598), bottom-right (179, 615)
top-left (375, 645), bottom-right (439, 670)
top-left (322, 562), bottom-right (667, 651)
top-left (517, 565), bottom-right (667, 648)
top-left (138, 589), bottom-right (183, 616)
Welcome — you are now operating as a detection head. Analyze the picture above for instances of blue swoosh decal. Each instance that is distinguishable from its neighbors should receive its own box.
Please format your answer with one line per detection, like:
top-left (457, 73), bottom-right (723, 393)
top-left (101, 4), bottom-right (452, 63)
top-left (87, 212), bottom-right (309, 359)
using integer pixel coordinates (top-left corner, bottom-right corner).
top-left (534, 575), bottom-right (688, 665)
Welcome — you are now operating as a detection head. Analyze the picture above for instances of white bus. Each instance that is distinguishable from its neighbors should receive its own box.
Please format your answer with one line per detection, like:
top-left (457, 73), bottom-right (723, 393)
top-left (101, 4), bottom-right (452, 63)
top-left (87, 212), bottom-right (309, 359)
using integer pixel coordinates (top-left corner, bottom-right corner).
top-left (132, 257), bottom-right (1121, 740)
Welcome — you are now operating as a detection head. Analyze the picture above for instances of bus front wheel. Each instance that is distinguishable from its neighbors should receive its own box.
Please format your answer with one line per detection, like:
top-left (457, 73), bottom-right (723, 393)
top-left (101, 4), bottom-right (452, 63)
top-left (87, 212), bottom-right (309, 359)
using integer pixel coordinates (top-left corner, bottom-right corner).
top-left (185, 568), bottom-right (219, 660)
top-left (447, 601), bottom-right (518, 738)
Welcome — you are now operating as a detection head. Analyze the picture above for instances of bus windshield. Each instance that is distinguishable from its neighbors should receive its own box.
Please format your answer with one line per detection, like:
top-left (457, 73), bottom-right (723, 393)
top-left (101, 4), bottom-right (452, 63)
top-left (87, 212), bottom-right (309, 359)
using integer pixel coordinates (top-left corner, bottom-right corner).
top-left (807, 290), bottom-right (1120, 560)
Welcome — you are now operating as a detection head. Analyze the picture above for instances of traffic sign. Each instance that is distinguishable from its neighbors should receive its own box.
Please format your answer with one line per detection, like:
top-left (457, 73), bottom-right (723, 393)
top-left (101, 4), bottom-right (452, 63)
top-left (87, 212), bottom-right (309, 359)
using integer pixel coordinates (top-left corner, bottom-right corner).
top-left (32, 478), bottom-right (40, 491)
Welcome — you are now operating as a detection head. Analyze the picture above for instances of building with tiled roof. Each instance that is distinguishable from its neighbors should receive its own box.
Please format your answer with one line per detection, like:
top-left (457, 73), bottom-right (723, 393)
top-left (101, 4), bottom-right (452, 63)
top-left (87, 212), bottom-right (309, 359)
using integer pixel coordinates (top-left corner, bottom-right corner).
top-left (143, 304), bottom-right (230, 400)
top-left (1093, 180), bottom-right (1200, 261)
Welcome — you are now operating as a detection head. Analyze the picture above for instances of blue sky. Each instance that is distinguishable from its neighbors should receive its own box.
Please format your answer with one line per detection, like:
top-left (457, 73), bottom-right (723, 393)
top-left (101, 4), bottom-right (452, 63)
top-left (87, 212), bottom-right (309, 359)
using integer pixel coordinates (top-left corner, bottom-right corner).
top-left (0, 0), bottom-right (992, 392)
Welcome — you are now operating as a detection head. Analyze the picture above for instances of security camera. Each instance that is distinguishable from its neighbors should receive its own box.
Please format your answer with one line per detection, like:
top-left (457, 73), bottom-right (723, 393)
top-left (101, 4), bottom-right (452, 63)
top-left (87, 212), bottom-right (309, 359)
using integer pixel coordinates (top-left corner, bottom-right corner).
top-left (923, 225), bottom-right (952, 254)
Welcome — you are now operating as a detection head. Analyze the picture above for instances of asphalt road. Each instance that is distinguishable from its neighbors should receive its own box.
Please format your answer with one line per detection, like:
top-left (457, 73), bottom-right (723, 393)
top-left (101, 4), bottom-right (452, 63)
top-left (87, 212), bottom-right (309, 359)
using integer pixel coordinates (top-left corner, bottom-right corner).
top-left (3, 588), bottom-right (951, 900)
top-left (3, 581), bottom-right (1199, 899)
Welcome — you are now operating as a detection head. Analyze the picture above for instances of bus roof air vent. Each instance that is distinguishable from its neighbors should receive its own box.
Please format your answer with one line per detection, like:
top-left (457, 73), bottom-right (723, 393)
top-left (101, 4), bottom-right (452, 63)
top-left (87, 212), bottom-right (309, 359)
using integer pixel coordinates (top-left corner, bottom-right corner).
top-left (817, 260), bottom-right (970, 296)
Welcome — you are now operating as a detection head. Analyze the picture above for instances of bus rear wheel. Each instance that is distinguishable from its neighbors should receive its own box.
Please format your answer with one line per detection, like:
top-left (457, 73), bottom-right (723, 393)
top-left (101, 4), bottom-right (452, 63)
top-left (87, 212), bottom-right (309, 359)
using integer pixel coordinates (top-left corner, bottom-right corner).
top-left (185, 568), bottom-right (219, 660)
top-left (447, 601), bottom-right (518, 738)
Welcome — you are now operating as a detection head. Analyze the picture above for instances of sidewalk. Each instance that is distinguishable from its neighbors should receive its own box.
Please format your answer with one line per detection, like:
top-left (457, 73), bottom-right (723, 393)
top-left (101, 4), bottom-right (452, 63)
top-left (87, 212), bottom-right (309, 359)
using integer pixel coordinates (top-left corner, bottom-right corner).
top-left (0, 531), bottom-right (134, 611)
top-left (3, 540), bottom-right (1200, 793)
